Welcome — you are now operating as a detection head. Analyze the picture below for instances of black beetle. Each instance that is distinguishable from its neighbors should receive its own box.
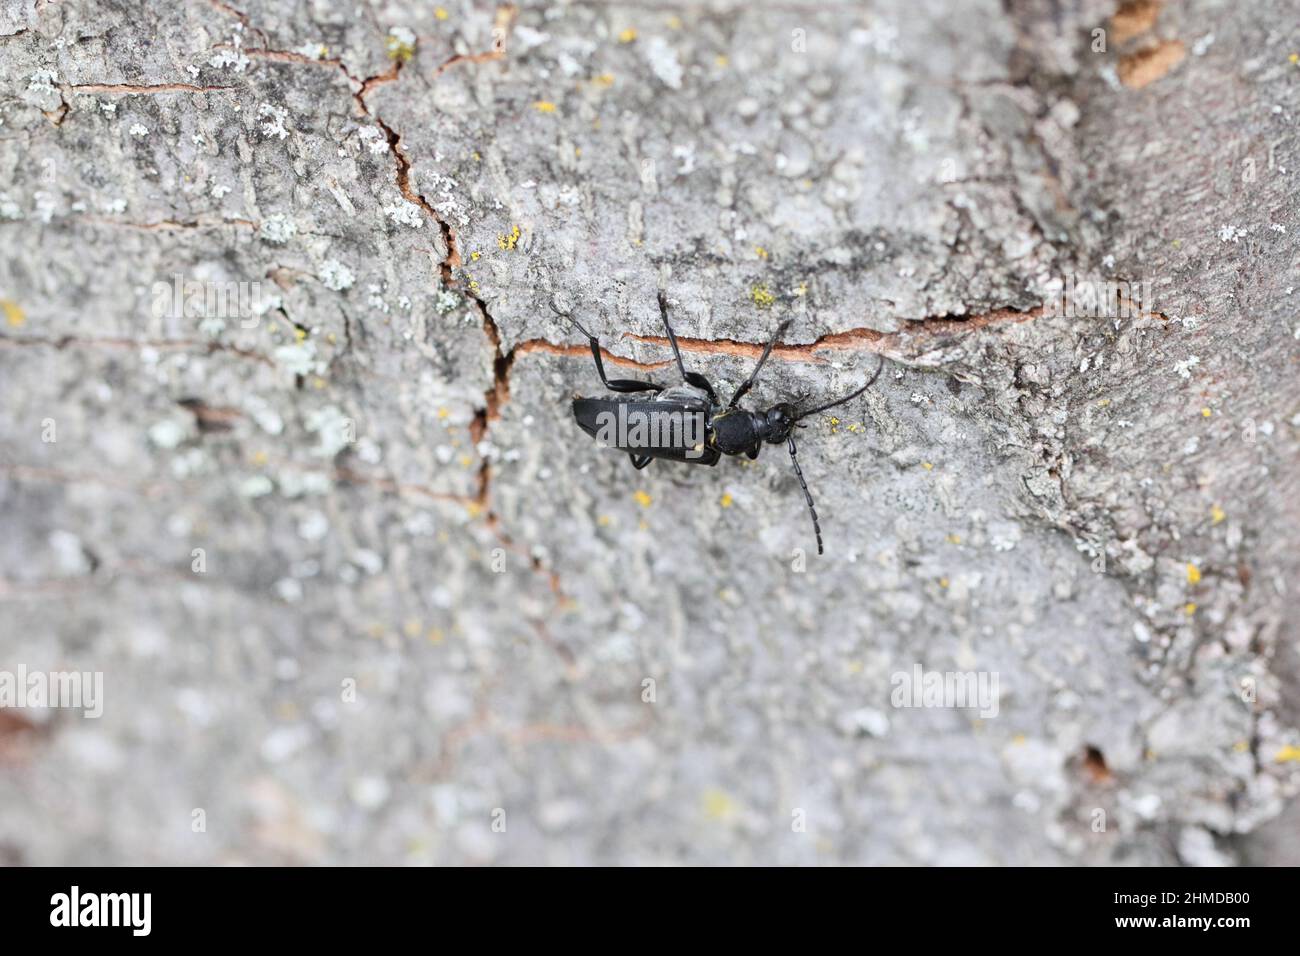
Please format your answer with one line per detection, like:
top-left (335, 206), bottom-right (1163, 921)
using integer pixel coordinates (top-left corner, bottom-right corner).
top-left (569, 292), bottom-right (884, 554)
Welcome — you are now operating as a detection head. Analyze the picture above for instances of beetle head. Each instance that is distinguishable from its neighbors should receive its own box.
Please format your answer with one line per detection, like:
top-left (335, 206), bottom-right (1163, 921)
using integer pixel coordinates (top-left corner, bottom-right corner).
top-left (762, 403), bottom-right (797, 443)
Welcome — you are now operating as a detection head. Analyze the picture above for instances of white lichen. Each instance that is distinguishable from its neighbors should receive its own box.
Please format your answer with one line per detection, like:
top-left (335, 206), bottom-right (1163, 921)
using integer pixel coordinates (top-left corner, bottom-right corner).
top-left (209, 48), bottom-right (250, 73)
top-left (273, 340), bottom-right (321, 376)
top-left (305, 405), bottom-right (353, 458)
top-left (258, 103), bottom-right (291, 140)
top-left (383, 197), bottom-right (424, 228)
top-left (642, 35), bottom-right (683, 90)
top-left (238, 474), bottom-right (274, 498)
top-left (259, 214), bottom-right (297, 244)
top-left (358, 127), bottom-right (390, 156)
top-left (434, 289), bottom-right (461, 314)
top-left (320, 260), bottom-right (355, 291)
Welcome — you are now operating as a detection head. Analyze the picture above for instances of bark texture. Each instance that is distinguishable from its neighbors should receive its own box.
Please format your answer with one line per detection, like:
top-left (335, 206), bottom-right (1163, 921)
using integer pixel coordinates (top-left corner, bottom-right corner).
top-left (0, 0), bottom-right (1297, 864)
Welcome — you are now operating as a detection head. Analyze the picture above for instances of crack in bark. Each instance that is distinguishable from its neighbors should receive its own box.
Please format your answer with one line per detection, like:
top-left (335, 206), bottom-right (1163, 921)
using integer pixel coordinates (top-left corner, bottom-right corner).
top-left (71, 216), bottom-right (257, 231)
top-left (433, 4), bottom-right (518, 76)
top-left (372, 114), bottom-right (461, 281)
top-left (204, 1), bottom-right (562, 617)
top-left (0, 464), bottom-right (176, 498)
top-left (0, 333), bottom-right (273, 365)
top-left (64, 82), bottom-right (236, 94)
top-left (333, 466), bottom-right (475, 506)
top-left (522, 304), bottom-right (1049, 371)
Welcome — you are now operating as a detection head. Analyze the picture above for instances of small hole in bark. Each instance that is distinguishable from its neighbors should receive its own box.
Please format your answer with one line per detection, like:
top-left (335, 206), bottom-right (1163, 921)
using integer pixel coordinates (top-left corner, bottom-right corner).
top-left (1082, 745), bottom-right (1113, 783)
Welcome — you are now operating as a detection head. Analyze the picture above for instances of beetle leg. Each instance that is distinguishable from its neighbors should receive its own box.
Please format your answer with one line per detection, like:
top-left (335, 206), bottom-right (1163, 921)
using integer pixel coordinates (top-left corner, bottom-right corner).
top-left (685, 371), bottom-right (719, 405)
top-left (629, 453), bottom-right (654, 470)
top-left (728, 319), bottom-right (791, 408)
top-left (570, 318), bottom-right (663, 393)
top-left (657, 290), bottom-right (692, 382)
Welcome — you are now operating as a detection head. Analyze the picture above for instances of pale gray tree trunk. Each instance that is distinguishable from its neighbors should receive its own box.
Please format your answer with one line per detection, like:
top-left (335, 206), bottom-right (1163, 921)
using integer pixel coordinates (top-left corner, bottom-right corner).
top-left (0, 0), bottom-right (1296, 864)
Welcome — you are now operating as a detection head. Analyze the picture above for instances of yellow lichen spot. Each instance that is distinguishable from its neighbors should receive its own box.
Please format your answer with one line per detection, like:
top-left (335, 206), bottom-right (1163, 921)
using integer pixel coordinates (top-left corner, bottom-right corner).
top-left (435, 7), bottom-right (449, 20)
top-left (702, 788), bottom-right (736, 821)
top-left (846, 660), bottom-right (863, 675)
top-left (754, 245), bottom-right (768, 259)
top-left (947, 533), bottom-right (962, 545)
top-left (666, 15), bottom-right (683, 30)
top-left (437, 407), bottom-right (450, 420)
top-left (1274, 744), bottom-right (1300, 763)
top-left (497, 224), bottom-right (521, 250)
top-left (750, 283), bottom-right (776, 309)
top-left (591, 73), bottom-right (615, 88)
top-left (470, 250), bottom-right (481, 261)
top-left (464, 500), bottom-right (483, 518)
top-left (938, 577), bottom-right (949, 589)
top-left (532, 100), bottom-right (557, 114)
top-left (472, 150), bottom-right (481, 161)
top-left (311, 376), bottom-right (327, 389)
top-left (618, 28), bottom-right (638, 43)
top-left (2, 300), bottom-right (26, 328)
top-left (921, 461), bottom-right (934, 471)
top-left (459, 455), bottom-right (472, 467)
top-left (1233, 740), bottom-right (1250, 753)
top-left (468, 279), bottom-right (480, 292)
top-left (1201, 406), bottom-right (1211, 418)
top-left (427, 627), bottom-right (445, 645)
top-left (1097, 398), bottom-right (1110, 407)
top-left (326, 332), bottom-right (337, 344)
top-left (720, 492), bottom-right (733, 508)
top-left (1211, 504), bottom-right (1226, 525)
top-left (385, 34), bottom-right (416, 63)
top-left (794, 281), bottom-right (807, 297)
top-left (715, 54), bottom-right (729, 68)
top-left (1012, 734), bottom-right (1027, 746)
top-left (597, 514), bottom-right (613, 527)
top-left (1184, 602), bottom-right (1197, 616)
top-left (1291, 53), bottom-right (1299, 65)
top-left (633, 490), bottom-right (652, 508)
top-left (403, 618), bottom-right (422, 638)
top-left (1186, 562), bottom-right (1201, 584)
top-left (251, 450), bottom-right (268, 466)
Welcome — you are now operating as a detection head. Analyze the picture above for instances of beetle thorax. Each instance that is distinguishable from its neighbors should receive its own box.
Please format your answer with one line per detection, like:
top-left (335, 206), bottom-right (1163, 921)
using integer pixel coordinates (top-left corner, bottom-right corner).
top-left (710, 409), bottom-right (765, 455)
top-left (653, 383), bottom-right (712, 406)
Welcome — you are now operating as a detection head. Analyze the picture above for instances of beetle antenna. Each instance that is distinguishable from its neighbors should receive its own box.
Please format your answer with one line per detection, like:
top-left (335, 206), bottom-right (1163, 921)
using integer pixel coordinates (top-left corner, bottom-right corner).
top-left (793, 356), bottom-right (885, 422)
top-left (787, 435), bottom-right (823, 555)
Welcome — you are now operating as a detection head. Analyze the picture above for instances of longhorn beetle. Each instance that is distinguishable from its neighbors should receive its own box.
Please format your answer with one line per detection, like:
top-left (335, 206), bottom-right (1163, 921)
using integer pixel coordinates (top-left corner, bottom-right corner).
top-left (569, 292), bottom-right (884, 555)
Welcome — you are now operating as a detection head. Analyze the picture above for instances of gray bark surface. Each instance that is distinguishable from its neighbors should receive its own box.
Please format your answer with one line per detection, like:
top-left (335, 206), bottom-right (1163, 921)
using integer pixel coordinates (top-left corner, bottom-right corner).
top-left (0, 0), bottom-right (1297, 864)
